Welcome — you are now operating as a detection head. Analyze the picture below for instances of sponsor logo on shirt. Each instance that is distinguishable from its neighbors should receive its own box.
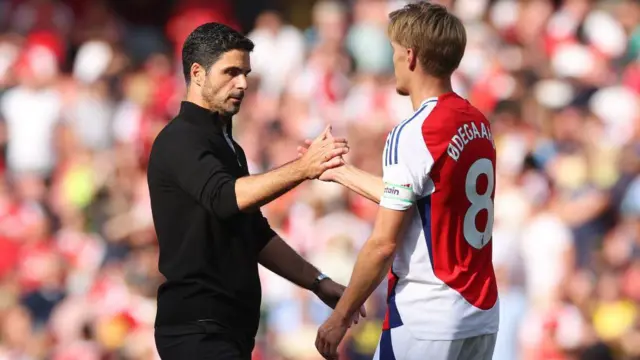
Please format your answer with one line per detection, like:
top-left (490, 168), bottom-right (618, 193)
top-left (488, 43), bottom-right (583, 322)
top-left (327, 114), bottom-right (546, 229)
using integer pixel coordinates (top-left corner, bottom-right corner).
top-left (384, 187), bottom-right (400, 196)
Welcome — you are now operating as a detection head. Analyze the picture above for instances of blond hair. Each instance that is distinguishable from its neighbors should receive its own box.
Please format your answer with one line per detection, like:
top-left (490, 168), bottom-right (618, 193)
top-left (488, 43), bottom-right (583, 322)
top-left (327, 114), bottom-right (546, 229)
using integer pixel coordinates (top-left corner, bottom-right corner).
top-left (388, 1), bottom-right (466, 77)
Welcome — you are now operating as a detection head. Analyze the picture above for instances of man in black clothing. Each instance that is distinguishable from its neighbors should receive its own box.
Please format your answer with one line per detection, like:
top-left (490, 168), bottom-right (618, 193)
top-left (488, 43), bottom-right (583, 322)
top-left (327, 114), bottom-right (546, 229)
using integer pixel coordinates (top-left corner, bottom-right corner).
top-left (148, 23), bottom-right (361, 359)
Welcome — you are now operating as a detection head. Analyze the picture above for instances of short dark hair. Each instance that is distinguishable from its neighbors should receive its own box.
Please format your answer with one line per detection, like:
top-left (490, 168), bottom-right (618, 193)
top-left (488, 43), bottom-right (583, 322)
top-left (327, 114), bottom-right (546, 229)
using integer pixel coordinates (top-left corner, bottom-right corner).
top-left (181, 23), bottom-right (254, 84)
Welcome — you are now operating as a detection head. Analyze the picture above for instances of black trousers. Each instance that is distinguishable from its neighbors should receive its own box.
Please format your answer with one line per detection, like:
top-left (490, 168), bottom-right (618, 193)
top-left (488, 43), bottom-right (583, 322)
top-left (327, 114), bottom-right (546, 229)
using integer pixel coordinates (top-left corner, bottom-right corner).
top-left (155, 324), bottom-right (253, 360)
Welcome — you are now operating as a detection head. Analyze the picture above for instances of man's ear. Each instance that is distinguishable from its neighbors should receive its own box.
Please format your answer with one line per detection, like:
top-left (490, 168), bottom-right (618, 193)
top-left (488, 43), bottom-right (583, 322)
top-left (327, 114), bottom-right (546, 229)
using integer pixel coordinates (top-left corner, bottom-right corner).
top-left (407, 48), bottom-right (417, 71)
top-left (190, 63), bottom-right (205, 87)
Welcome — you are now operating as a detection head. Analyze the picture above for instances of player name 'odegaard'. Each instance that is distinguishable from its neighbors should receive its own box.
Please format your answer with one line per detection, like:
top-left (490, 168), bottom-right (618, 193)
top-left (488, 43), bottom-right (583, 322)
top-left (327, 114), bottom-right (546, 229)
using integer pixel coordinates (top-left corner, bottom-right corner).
top-left (447, 122), bottom-right (495, 161)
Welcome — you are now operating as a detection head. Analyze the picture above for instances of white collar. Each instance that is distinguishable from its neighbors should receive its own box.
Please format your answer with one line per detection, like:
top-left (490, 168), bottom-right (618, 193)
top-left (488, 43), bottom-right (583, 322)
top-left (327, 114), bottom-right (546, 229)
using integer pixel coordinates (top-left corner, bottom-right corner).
top-left (420, 97), bottom-right (439, 108)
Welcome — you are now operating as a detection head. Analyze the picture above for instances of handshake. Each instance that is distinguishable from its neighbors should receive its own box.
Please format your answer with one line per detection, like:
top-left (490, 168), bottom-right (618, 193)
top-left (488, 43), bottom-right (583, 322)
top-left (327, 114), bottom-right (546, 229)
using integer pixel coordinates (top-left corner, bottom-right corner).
top-left (294, 125), bottom-right (349, 182)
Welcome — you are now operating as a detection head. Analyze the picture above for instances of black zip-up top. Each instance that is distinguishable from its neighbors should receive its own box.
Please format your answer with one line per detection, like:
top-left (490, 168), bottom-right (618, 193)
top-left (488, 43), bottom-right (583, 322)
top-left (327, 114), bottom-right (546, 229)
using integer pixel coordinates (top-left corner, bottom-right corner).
top-left (147, 101), bottom-right (275, 341)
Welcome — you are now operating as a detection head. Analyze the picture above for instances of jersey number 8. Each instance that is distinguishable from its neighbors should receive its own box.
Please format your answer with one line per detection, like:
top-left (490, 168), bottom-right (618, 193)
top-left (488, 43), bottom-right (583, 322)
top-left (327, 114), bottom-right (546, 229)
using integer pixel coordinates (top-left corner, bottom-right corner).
top-left (463, 158), bottom-right (495, 249)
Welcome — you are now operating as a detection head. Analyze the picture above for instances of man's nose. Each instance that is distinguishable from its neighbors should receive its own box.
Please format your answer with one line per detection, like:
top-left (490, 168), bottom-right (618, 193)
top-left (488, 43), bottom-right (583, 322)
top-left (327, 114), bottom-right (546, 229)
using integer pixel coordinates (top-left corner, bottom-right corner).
top-left (236, 75), bottom-right (248, 90)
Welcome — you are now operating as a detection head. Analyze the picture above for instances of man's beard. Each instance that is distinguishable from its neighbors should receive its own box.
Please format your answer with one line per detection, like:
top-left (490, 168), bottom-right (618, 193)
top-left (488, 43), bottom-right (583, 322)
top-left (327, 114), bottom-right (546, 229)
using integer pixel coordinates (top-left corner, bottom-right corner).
top-left (202, 81), bottom-right (242, 117)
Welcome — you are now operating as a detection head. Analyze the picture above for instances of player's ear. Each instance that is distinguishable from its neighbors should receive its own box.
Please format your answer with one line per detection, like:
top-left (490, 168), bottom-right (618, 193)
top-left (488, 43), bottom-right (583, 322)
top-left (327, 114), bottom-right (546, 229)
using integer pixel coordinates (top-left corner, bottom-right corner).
top-left (407, 48), bottom-right (417, 71)
top-left (190, 63), bottom-right (205, 87)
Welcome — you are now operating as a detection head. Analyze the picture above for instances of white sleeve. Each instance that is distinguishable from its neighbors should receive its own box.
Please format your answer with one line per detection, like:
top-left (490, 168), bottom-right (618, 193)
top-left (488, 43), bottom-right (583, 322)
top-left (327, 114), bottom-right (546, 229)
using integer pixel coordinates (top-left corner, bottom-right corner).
top-left (379, 128), bottom-right (434, 211)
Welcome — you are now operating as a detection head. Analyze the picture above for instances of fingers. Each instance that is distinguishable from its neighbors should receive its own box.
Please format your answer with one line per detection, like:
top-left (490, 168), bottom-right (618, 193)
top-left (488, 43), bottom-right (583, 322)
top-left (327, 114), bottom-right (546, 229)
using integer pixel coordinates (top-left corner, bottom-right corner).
top-left (359, 305), bottom-right (367, 318)
top-left (308, 127), bottom-right (348, 156)
top-left (323, 345), bottom-right (338, 360)
top-left (351, 313), bottom-right (359, 326)
top-left (297, 146), bottom-right (308, 158)
top-left (330, 341), bottom-right (340, 359)
top-left (313, 125), bottom-right (332, 143)
top-left (301, 128), bottom-right (349, 179)
top-left (313, 126), bottom-right (346, 146)
top-left (331, 147), bottom-right (349, 159)
top-left (316, 333), bottom-right (333, 360)
top-left (318, 146), bottom-right (348, 164)
top-left (297, 140), bottom-right (311, 158)
top-left (332, 141), bottom-right (349, 152)
top-left (348, 305), bottom-right (366, 326)
top-left (320, 137), bottom-right (346, 148)
top-left (322, 125), bottom-right (332, 138)
top-left (332, 137), bottom-right (347, 145)
top-left (322, 156), bottom-right (344, 170)
top-left (299, 139), bottom-right (312, 148)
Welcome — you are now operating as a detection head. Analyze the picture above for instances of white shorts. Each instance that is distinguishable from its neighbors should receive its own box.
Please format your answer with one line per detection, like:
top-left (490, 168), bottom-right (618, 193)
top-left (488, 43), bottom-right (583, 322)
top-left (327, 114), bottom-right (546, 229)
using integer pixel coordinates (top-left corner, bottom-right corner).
top-left (372, 326), bottom-right (497, 360)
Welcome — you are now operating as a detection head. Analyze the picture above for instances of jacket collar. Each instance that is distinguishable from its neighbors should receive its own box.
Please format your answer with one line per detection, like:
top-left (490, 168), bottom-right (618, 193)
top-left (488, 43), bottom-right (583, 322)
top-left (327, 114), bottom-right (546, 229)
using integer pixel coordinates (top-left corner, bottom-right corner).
top-left (179, 101), bottom-right (232, 136)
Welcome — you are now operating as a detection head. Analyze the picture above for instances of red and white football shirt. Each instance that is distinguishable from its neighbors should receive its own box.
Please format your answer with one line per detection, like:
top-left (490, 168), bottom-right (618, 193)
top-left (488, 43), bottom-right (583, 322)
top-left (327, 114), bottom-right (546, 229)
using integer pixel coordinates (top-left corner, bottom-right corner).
top-left (379, 92), bottom-right (499, 340)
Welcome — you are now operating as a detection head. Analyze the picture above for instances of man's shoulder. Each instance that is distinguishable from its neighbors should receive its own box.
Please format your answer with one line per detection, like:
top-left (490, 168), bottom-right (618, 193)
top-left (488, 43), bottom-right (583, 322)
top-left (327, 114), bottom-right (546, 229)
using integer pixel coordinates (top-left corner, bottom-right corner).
top-left (149, 117), bottom-right (196, 164)
top-left (152, 116), bottom-right (207, 149)
top-left (422, 99), bottom-right (490, 139)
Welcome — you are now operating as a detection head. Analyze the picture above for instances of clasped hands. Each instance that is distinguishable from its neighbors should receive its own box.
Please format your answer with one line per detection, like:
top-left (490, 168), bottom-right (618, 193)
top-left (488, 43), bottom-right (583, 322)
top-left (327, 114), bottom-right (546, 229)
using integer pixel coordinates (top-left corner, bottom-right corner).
top-left (296, 125), bottom-right (347, 182)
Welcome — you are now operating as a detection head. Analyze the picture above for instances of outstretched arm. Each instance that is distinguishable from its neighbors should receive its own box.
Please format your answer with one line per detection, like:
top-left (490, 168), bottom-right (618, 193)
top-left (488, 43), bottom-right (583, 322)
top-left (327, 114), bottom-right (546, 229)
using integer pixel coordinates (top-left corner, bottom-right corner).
top-left (161, 126), bottom-right (348, 219)
top-left (331, 165), bottom-right (384, 204)
top-left (297, 142), bottom-right (383, 203)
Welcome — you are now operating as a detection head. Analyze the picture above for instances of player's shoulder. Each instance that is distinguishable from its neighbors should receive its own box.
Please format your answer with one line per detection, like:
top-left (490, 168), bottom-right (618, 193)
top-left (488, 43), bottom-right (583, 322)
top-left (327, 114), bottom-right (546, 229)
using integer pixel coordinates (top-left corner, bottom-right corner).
top-left (423, 93), bottom-right (491, 138)
top-left (402, 98), bottom-right (442, 138)
top-left (385, 98), bottom-right (438, 166)
top-left (424, 93), bottom-right (487, 126)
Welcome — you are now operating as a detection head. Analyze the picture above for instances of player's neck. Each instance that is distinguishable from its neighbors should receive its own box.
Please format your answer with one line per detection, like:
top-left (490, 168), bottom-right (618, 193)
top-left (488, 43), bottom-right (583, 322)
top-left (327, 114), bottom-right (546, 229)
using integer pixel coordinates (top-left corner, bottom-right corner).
top-left (409, 77), bottom-right (453, 111)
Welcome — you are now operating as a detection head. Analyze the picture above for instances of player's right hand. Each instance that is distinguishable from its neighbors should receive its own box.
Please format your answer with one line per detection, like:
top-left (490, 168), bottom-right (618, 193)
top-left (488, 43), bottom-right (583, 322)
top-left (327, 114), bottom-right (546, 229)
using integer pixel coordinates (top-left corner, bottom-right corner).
top-left (297, 125), bottom-right (349, 180)
top-left (296, 140), bottom-right (311, 158)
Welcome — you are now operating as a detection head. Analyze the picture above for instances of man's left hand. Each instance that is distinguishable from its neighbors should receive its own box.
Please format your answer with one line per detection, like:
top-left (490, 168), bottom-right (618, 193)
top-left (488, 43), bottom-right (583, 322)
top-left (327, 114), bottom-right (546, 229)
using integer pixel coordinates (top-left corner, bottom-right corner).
top-left (316, 312), bottom-right (349, 359)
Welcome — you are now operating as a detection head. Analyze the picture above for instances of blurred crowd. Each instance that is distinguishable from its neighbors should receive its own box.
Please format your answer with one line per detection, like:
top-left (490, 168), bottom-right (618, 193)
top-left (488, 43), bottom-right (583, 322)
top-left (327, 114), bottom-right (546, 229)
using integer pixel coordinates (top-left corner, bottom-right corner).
top-left (0, 0), bottom-right (639, 359)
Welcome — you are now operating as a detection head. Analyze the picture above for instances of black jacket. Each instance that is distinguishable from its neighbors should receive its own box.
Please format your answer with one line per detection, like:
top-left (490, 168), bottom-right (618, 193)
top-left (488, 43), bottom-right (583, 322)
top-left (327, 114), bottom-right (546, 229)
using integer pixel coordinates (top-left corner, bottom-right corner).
top-left (147, 101), bottom-right (275, 340)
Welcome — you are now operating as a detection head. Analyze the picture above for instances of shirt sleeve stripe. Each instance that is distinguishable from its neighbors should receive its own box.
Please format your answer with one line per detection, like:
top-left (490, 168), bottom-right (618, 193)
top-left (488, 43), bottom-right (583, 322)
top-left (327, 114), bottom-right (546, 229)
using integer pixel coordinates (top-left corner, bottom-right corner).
top-left (384, 135), bottom-right (391, 167)
top-left (382, 196), bottom-right (414, 204)
top-left (385, 182), bottom-right (412, 189)
top-left (392, 99), bottom-right (437, 165)
top-left (387, 128), bottom-right (396, 167)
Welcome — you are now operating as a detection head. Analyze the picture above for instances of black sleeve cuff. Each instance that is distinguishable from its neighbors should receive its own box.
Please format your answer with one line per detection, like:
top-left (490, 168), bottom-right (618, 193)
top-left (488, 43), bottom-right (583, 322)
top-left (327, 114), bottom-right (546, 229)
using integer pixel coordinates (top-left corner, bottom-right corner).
top-left (215, 178), bottom-right (240, 219)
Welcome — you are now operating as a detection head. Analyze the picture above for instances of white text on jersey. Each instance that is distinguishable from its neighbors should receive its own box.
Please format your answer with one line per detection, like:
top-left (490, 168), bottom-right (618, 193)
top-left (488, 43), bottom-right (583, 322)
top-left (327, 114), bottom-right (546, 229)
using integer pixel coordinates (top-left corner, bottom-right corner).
top-left (447, 122), bottom-right (494, 161)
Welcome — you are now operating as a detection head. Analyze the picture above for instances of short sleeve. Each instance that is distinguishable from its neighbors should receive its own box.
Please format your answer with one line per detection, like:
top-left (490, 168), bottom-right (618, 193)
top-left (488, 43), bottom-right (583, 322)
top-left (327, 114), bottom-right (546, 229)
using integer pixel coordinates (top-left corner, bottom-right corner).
top-left (155, 128), bottom-right (240, 219)
top-left (380, 128), bottom-right (434, 211)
